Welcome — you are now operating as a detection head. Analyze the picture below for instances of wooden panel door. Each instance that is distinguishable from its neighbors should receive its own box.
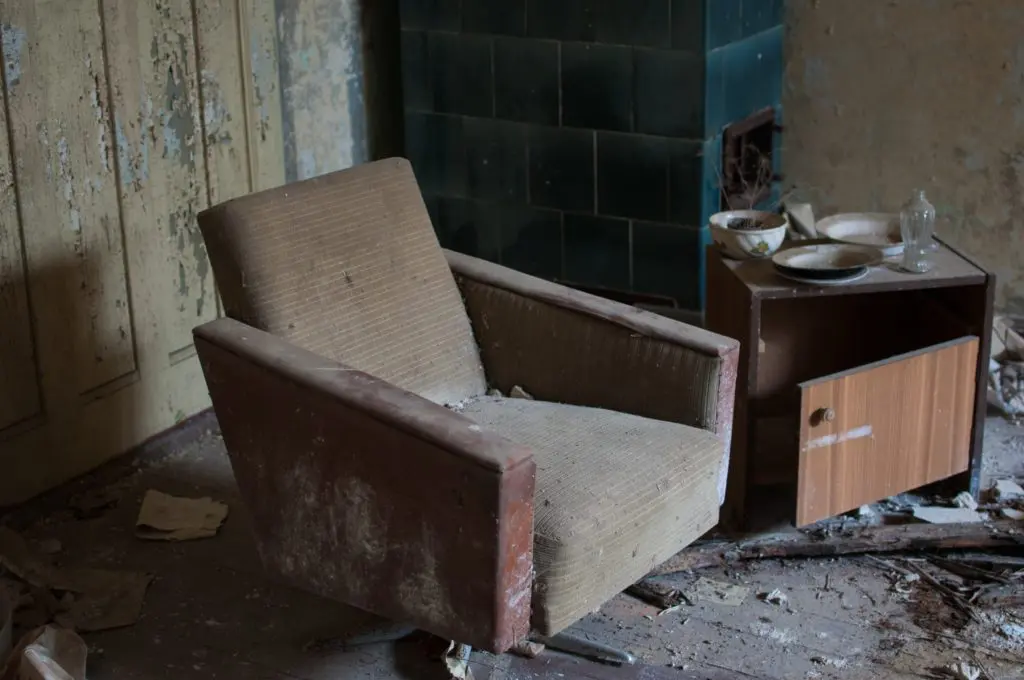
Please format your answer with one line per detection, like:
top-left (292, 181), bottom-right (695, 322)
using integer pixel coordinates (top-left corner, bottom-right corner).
top-left (796, 337), bottom-right (979, 526)
top-left (0, 0), bottom-right (284, 505)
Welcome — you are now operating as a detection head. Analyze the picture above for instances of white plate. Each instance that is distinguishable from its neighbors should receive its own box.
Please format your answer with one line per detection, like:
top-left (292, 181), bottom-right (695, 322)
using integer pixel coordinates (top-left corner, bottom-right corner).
top-left (771, 243), bottom-right (884, 274)
top-left (816, 213), bottom-right (903, 256)
top-left (774, 267), bottom-right (870, 286)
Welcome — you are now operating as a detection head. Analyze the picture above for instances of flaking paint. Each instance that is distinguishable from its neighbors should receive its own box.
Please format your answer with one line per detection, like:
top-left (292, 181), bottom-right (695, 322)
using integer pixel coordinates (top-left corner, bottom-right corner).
top-left (1, 24), bottom-right (25, 88)
top-left (275, 0), bottom-right (367, 181)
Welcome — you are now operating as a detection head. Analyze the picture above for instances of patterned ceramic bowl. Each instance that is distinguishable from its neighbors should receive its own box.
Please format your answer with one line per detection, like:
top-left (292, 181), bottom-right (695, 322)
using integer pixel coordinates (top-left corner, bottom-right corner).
top-left (709, 210), bottom-right (788, 260)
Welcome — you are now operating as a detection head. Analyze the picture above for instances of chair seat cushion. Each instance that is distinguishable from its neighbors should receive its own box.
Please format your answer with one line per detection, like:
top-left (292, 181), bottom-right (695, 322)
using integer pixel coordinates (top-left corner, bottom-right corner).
top-left (458, 397), bottom-right (723, 635)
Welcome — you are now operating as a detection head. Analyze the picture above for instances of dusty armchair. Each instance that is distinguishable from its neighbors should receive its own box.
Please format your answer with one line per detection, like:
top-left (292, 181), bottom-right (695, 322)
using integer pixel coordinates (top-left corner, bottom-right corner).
top-left (193, 158), bottom-right (739, 654)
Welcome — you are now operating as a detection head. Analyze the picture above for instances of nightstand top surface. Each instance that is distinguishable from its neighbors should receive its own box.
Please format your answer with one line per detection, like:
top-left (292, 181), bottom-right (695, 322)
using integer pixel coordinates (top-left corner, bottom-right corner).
top-left (714, 239), bottom-right (987, 299)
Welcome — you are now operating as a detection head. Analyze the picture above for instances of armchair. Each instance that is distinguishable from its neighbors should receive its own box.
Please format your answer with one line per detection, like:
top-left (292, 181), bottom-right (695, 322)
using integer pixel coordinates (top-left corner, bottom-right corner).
top-left (193, 158), bottom-right (739, 655)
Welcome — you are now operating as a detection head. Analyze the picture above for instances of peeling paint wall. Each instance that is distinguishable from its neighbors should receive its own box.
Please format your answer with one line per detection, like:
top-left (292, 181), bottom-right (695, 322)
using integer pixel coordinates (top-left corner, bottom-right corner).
top-left (783, 0), bottom-right (1024, 313)
top-left (0, 0), bottom-right (401, 503)
top-left (276, 0), bottom-right (368, 181)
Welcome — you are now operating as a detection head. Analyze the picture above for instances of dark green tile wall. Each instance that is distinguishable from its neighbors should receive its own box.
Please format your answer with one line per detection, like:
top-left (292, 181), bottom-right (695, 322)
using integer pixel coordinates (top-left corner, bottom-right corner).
top-left (399, 0), bottom-right (782, 311)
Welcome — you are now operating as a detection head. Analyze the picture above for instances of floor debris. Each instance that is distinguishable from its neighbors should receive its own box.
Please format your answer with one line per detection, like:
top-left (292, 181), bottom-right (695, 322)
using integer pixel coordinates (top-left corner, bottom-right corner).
top-left (988, 316), bottom-right (1024, 417)
top-left (856, 504), bottom-right (876, 520)
top-left (442, 641), bottom-right (473, 680)
top-left (626, 580), bottom-right (690, 610)
top-left (67, 487), bottom-right (121, 521)
top-left (0, 528), bottom-right (150, 633)
top-left (688, 578), bottom-right (748, 606)
top-left (1, 625), bottom-right (87, 680)
top-left (939, 660), bottom-right (983, 680)
top-left (6, 411), bottom-right (1024, 680)
top-left (135, 490), bottom-right (228, 541)
top-left (991, 478), bottom-right (1024, 502)
top-left (1001, 507), bottom-right (1024, 520)
top-left (509, 386), bottom-right (534, 400)
top-left (903, 561), bottom-right (980, 622)
top-left (953, 491), bottom-right (979, 510)
top-left (759, 589), bottom-right (788, 606)
top-left (509, 640), bottom-right (544, 658)
top-left (810, 654), bottom-right (848, 668)
top-left (749, 621), bottom-right (796, 645)
top-left (650, 519), bottom-right (1024, 576)
top-left (911, 506), bottom-right (986, 524)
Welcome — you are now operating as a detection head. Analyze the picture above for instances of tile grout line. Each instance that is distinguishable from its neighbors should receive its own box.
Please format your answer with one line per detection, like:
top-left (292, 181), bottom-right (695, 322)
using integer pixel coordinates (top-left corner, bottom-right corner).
top-left (592, 129), bottom-right (598, 214)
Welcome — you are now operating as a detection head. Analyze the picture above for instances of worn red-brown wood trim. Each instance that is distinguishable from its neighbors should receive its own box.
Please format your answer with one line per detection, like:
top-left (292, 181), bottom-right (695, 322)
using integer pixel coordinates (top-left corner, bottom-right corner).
top-left (445, 250), bottom-right (738, 358)
top-left (195, 318), bottom-right (532, 473)
top-left (194, 319), bottom-right (536, 652)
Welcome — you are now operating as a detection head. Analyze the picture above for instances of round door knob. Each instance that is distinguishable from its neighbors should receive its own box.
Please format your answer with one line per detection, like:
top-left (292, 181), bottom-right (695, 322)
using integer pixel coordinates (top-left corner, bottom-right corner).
top-left (813, 407), bottom-right (836, 425)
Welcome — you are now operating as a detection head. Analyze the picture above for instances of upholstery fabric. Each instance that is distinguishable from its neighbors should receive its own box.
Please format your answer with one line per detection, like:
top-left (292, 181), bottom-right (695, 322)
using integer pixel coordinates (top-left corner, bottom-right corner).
top-left (458, 396), bottom-right (723, 635)
top-left (198, 158), bottom-right (487, 404)
top-left (455, 278), bottom-right (729, 499)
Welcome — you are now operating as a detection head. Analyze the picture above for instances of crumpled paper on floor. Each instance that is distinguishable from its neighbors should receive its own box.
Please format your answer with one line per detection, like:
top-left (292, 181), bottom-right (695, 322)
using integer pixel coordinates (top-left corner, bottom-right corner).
top-left (0, 528), bottom-right (150, 632)
top-left (443, 641), bottom-right (473, 680)
top-left (135, 490), bottom-right (228, 541)
top-left (1, 626), bottom-right (86, 680)
top-left (989, 316), bottom-right (1024, 417)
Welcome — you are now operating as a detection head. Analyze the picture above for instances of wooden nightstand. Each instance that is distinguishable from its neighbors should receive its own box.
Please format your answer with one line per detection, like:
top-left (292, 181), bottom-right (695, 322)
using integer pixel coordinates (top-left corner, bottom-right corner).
top-left (705, 239), bottom-right (995, 532)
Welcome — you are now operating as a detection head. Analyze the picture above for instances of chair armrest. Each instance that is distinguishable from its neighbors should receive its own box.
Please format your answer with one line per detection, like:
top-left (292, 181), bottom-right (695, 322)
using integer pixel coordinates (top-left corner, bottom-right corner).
top-left (193, 317), bottom-right (535, 653)
top-left (446, 251), bottom-right (739, 501)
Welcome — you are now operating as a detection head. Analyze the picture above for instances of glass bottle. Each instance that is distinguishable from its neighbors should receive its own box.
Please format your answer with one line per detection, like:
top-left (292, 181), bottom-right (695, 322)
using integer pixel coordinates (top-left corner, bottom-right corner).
top-left (900, 189), bottom-right (935, 273)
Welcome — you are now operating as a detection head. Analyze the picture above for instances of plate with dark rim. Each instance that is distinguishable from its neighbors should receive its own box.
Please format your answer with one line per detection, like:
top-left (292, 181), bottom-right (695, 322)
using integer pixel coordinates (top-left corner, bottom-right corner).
top-left (775, 267), bottom-right (870, 286)
top-left (771, 243), bottom-right (884, 280)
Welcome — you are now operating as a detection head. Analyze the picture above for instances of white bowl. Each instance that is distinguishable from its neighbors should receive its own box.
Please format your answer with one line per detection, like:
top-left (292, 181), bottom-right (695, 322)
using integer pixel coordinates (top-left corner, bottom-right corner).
top-left (816, 212), bottom-right (903, 257)
top-left (709, 210), bottom-right (788, 260)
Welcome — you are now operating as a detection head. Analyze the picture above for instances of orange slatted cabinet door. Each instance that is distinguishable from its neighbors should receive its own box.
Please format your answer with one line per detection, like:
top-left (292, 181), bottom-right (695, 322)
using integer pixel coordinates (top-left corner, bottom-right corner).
top-left (796, 337), bottom-right (979, 526)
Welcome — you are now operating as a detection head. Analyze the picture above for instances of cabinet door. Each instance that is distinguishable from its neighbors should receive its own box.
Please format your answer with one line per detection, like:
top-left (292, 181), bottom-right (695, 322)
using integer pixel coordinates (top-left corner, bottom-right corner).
top-left (796, 336), bottom-right (979, 526)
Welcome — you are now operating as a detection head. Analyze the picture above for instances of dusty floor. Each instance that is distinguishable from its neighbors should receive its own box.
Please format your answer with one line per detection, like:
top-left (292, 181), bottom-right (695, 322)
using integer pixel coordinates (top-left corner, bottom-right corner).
top-left (4, 414), bottom-right (1024, 679)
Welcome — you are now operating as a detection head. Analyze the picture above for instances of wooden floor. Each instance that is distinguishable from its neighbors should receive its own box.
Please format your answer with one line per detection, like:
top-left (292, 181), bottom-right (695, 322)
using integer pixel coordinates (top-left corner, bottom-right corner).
top-left (5, 414), bottom-right (1024, 679)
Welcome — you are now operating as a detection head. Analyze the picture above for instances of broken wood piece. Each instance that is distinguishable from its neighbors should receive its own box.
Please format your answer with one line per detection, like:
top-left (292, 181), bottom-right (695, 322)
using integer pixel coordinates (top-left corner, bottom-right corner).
top-left (648, 520), bottom-right (1024, 576)
top-left (946, 553), bottom-right (1024, 569)
top-left (0, 625), bottom-right (87, 680)
top-left (625, 580), bottom-right (689, 609)
top-left (135, 490), bottom-right (228, 541)
top-left (902, 561), bottom-right (979, 622)
top-left (971, 583), bottom-right (1024, 607)
top-left (927, 556), bottom-right (1009, 584)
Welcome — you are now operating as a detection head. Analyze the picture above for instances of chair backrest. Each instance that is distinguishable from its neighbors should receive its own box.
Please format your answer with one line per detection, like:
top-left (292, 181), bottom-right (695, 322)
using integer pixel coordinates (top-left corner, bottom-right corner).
top-left (198, 158), bottom-right (487, 405)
